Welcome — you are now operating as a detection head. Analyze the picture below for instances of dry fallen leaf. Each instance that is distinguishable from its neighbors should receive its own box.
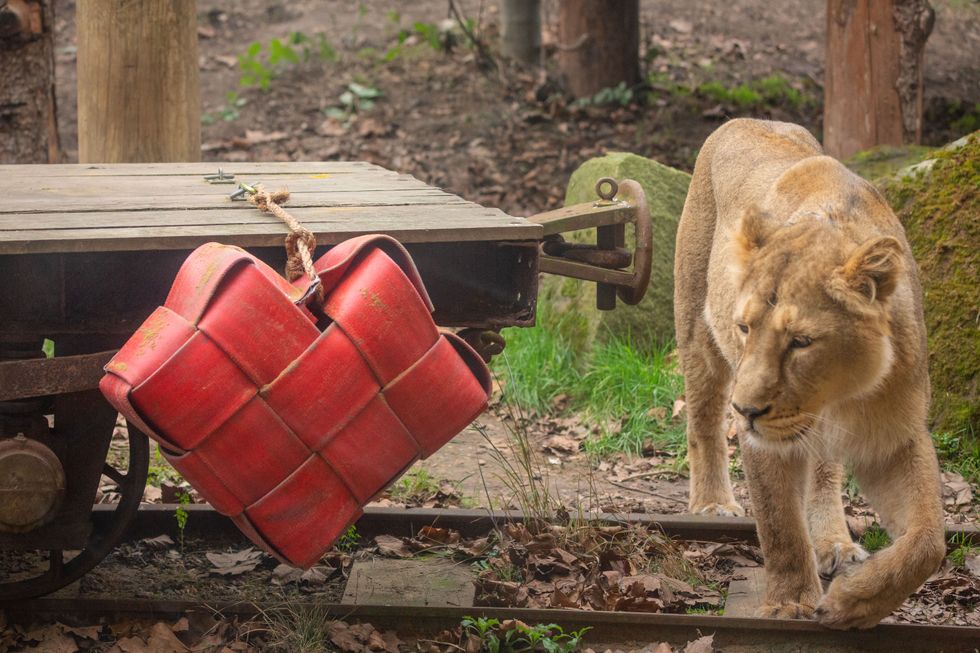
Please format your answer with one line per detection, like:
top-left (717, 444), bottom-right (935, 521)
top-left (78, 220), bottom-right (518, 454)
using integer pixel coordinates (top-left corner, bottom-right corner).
top-left (21, 624), bottom-right (78, 653)
top-left (647, 406), bottom-right (669, 421)
top-left (206, 548), bottom-right (264, 576)
top-left (60, 623), bottom-right (102, 641)
top-left (374, 535), bottom-right (415, 558)
top-left (140, 534), bottom-right (174, 550)
top-left (964, 553), bottom-right (980, 577)
top-left (671, 398), bottom-right (687, 421)
top-left (683, 634), bottom-right (714, 653)
top-left (668, 18), bottom-right (693, 33)
top-left (418, 526), bottom-right (460, 545)
top-left (357, 118), bottom-right (389, 138)
top-left (142, 485), bottom-right (162, 503)
top-left (543, 435), bottom-right (580, 454)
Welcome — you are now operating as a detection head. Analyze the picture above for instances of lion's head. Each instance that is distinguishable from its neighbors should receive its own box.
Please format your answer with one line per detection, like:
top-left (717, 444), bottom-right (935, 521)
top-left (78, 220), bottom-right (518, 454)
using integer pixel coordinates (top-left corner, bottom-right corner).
top-left (727, 208), bottom-right (905, 445)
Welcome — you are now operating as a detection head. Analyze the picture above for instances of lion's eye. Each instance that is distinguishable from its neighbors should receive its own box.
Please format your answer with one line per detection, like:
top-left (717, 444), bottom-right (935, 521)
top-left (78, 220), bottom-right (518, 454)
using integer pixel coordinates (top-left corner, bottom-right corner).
top-left (737, 323), bottom-right (749, 334)
top-left (790, 335), bottom-right (813, 349)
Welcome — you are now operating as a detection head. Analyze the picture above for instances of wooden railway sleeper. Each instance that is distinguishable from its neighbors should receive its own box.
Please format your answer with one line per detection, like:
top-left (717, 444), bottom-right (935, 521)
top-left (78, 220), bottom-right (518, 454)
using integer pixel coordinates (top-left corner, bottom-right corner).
top-left (526, 177), bottom-right (653, 310)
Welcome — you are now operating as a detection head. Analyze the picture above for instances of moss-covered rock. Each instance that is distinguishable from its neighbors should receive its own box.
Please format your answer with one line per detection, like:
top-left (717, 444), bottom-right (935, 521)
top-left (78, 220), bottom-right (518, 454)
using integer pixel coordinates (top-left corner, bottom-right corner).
top-left (845, 144), bottom-right (934, 181)
top-left (878, 132), bottom-right (979, 437)
top-left (538, 153), bottom-right (690, 353)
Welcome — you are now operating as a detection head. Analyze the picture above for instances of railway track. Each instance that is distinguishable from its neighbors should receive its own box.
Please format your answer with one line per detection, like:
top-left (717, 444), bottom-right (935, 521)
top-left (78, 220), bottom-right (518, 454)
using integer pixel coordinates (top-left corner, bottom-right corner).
top-left (4, 506), bottom-right (978, 653)
top-left (4, 596), bottom-right (979, 652)
top-left (95, 504), bottom-right (979, 546)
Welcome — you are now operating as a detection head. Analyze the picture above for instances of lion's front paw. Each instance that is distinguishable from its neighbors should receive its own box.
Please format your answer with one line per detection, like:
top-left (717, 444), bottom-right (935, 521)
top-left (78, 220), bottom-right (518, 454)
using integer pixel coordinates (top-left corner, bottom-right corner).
top-left (815, 578), bottom-right (891, 630)
top-left (692, 501), bottom-right (745, 517)
top-left (815, 540), bottom-right (869, 579)
top-left (757, 601), bottom-right (815, 620)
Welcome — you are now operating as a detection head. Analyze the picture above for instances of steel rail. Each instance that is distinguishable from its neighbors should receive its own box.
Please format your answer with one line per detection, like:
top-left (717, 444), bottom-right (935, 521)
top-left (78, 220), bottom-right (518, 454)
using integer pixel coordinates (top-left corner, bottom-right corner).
top-left (98, 505), bottom-right (979, 546)
top-left (2, 598), bottom-right (978, 652)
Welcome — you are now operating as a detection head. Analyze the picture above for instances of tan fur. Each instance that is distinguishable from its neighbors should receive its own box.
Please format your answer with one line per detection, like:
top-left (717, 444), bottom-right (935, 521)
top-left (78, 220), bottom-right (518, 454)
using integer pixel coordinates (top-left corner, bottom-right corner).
top-left (674, 119), bottom-right (945, 629)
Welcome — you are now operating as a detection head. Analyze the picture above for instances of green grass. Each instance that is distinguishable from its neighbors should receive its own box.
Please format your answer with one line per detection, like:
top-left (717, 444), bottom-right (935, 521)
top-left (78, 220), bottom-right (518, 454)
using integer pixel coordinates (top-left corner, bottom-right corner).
top-left (146, 445), bottom-right (183, 487)
top-left (388, 467), bottom-right (442, 503)
top-left (579, 340), bottom-right (685, 457)
top-left (685, 605), bottom-right (723, 615)
top-left (262, 602), bottom-right (336, 653)
top-left (934, 427), bottom-right (980, 484)
top-left (461, 617), bottom-right (589, 653)
top-left (496, 321), bottom-right (581, 412)
top-left (860, 523), bottom-right (892, 553)
top-left (696, 74), bottom-right (812, 111)
top-left (495, 323), bottom-right (686, 458)
top-left (947, 532), bottom-right (978, 568)
top-left (335, 525), bottom-right (361, 553)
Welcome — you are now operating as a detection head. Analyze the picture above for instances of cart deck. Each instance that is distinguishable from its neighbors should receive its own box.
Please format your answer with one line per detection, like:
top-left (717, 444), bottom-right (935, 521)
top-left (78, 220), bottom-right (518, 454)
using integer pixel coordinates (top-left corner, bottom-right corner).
top-left (0, 162), bottom-right (542, 254)
top-left (0, 162), bottom-right (543, 343)
top-left (0, 161), bottom-right (651, 600)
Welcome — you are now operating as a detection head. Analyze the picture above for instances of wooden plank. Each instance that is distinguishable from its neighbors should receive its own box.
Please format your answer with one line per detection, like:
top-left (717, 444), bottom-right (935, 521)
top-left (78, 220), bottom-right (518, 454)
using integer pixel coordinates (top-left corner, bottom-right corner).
top-left (8, 175), bottom-right (438, 198)
top-left (530, 202), bottom-right (635, 236)
top-left (0, 161), bottom-right (385, 177)
top-left (723, 566), bottom-right (767, 618)
top-left (0, 215), bottom-right (541, 255)
top-left (1, 190), bottom-right (470, 214)
top-left (0, 204), bottom-right (521, 232)
top-left (342, 559), bottom-right (475, 608)
top-left (0, 161), bottom-right (541, 253)
top-left (1, 168), bottom-right (407, 187)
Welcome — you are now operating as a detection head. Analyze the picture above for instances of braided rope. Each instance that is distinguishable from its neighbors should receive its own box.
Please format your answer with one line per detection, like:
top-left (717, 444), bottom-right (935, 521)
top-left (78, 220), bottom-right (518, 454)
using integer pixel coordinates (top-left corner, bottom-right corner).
top-left (247, 185), bottom-right (324, 303)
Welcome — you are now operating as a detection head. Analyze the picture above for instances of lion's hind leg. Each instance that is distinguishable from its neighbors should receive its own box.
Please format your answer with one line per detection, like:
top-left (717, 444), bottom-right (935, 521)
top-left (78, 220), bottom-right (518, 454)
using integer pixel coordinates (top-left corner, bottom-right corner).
top-left (808, 460), bottom-right (868, 579)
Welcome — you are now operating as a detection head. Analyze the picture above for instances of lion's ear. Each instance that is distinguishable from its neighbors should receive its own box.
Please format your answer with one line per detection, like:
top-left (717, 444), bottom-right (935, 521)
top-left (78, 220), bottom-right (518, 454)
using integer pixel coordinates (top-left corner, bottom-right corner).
top-left (734, 206), bottom-right (773, 265)
top-left (829, 236), bottom-right (904, 306)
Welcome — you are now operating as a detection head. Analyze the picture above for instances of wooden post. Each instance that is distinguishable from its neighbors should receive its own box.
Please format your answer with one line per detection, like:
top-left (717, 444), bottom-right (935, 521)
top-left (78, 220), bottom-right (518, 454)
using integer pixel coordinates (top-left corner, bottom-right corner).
top-left (558, 0), bottom-right (640, 99)
top-left (500, 0), bottom-right (541, 66)
top-left (824, 0), bottom-right (933, 160)
top-left (76, 0), bottom-right (201, 163)
top-left (0, 0), bottom-right (59, 163)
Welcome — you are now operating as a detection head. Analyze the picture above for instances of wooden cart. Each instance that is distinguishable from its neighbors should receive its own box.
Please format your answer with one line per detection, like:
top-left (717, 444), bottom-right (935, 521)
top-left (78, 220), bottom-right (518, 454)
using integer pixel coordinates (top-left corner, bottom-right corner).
top-left (0, 162), bottom-right (651, 598)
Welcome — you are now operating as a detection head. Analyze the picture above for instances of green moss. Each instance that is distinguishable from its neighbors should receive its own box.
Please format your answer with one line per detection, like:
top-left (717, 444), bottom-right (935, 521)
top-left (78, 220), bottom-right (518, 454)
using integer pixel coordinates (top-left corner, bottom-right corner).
top-left (539, 153), bottom-right (690, 354)
top-left (878, 132), bottom-right (980, 437)
top-left (845, 144), bottom-right (934, 182)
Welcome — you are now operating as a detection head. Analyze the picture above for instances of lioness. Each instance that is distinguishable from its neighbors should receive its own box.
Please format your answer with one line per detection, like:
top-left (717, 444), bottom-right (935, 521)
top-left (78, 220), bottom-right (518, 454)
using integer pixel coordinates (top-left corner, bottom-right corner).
top-left (674, 119), bottom-right (945, 629)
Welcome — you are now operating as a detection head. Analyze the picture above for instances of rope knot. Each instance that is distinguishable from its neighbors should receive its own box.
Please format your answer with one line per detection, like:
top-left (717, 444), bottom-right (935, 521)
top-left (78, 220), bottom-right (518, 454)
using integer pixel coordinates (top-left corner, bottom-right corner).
top-left (246, 184), bottom-right (324, 304)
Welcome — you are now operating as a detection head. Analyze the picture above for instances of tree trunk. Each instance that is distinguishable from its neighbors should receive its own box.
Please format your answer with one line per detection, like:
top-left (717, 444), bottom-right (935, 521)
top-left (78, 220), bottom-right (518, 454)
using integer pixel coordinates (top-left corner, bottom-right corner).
top-left (0, 0), bottom-right (59, 164)
top-left (824, 0), bottom-right (933, 160)
top-left (76, 0), bottom-right (201, 163)
top-left (558, 0), bottom-right (640, 99)
top-left (500, 0), bottom-right (541, 66)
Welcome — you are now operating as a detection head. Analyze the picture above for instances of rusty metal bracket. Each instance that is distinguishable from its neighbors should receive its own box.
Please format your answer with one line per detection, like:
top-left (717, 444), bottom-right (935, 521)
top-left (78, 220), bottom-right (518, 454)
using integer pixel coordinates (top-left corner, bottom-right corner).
top-left (526, 177), bottom-right (652, 310)
top-left (456, 328), bottom-right (505, 363)
top-left (0, 350), bottom-right (115, 401)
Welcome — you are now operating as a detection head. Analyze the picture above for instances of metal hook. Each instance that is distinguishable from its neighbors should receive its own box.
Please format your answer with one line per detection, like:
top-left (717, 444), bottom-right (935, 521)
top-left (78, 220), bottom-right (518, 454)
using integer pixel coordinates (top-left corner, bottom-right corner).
top-left (594, 177), bottom-right (619, 204)
top-left (293, 276), bottom-right (322, 306)
top-left (204, 168), bottom-right (235, 184)
top-left (229, 181), bottom-right (257, 201)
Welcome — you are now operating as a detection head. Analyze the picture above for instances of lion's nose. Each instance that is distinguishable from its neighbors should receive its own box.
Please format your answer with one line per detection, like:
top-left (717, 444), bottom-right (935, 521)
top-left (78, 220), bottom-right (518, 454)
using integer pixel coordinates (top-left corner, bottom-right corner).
top-left (732, 403), bottom-right (772, 420)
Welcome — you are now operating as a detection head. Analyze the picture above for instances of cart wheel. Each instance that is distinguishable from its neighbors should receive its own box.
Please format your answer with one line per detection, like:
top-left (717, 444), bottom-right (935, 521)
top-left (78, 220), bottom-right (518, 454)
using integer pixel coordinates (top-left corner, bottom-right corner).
top-left (0, 417), bottom-right (149, 600)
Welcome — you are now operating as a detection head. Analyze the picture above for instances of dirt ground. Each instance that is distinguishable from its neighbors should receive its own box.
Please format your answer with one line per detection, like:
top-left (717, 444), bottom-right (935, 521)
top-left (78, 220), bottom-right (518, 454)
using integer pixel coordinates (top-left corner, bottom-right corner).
top-left (419, 407), bottom-right (728, 515)
top-left (50, 0), bottom-right (979, 217)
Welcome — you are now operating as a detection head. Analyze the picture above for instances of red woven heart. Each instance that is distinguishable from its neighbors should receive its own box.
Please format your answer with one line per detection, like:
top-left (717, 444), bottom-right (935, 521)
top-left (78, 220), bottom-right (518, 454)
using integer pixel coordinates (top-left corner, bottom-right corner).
top-left (101, 235), bottom-right (491, 567)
